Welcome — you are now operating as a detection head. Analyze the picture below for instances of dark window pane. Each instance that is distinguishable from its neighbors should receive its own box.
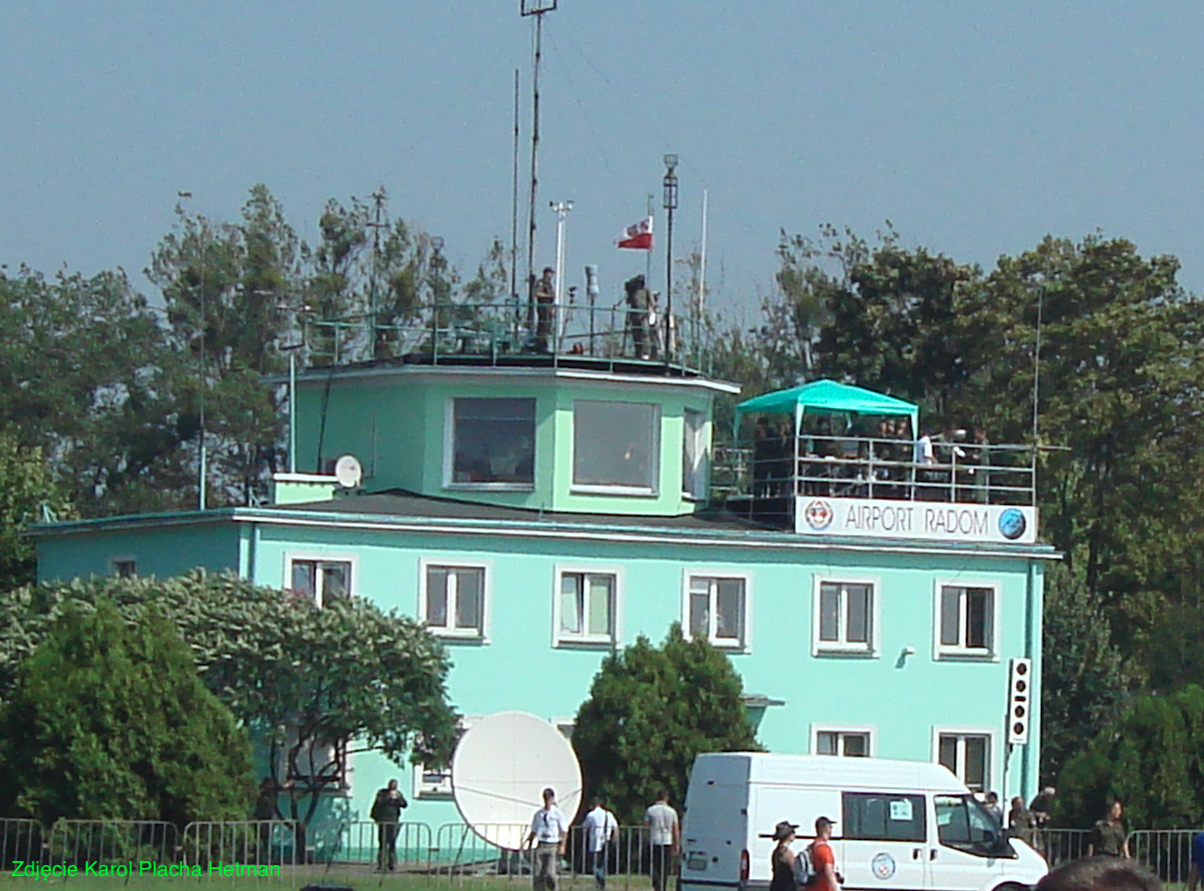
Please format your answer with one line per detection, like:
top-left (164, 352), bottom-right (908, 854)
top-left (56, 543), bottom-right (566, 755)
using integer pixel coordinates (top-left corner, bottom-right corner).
top-left (560, 574), bottom-right (582, 634)
top-left (940, 587), bottom-right (961, 646)
top-left (454, 568), bottom-right (483, 630)
top-left (819, 583), bottom-right (839, 641)
top-left (292, 561), bottom-right (317, 600)
top-left (573, 401), bottom-right (659, 489)
top-left (716, 579), bottom-right (744, 640)
top-left (689, 583), bottom-right (709, 638)
top-left (452, 398), bottom-right (535, 485)
top-left (938, 735), bottom-right (958, 773)
top-left (846, 584), bottom-right (870, 644)
top-left (963, 736), bottom-right (987, 791)
top-left (426, 567), bottom-right (449, 626)
top-left (843, 734), bottom-right (868, 757)
top-left (842, 792), bottom-right (926, 842)
top-left (966, 588), bottom-right (990, 649)
top-left (817, 732), bottom-right (837, 755)
top-left (322, 563), bottom-right (348, 601)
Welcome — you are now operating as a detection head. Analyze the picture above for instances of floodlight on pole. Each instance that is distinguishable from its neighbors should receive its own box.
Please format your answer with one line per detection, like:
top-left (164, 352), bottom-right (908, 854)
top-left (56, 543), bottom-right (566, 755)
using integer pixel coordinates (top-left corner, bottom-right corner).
top-left (662, 154), bottom-right (679, 364)
top-left (178, 190), bottom-right (207, 510)
top-left (550, 200), bottom-right (573, 349)
top-left (519, 0), bottom-right (558, 338)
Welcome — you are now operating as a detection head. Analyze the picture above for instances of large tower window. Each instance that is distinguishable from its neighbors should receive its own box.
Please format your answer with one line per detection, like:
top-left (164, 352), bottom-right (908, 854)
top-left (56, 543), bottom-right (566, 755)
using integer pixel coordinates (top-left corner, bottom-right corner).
top-left (572, 400), bottom-right (660, 494)
top-left (447, 398), bottom-right (536, 488)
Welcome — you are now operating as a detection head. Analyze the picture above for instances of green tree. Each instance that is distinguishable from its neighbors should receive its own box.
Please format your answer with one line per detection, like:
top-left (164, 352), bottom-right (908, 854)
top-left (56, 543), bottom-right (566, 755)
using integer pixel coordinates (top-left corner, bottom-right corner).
top-left (571, 624), bottom-right (760, 824)
top-left (0, 431), bottom-right (72, 591)
top-left (1055, 685), bottom-right (1204, 830)
top-left (0, 600), bottom-right (252, 825)
top-left (0, 572), bottom-right (459, 828)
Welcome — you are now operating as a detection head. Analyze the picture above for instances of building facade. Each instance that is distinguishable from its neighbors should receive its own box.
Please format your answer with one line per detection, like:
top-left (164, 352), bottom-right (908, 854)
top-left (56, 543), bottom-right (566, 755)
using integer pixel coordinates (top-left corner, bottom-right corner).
top-left (33, 355), bottom-right (1054, 827)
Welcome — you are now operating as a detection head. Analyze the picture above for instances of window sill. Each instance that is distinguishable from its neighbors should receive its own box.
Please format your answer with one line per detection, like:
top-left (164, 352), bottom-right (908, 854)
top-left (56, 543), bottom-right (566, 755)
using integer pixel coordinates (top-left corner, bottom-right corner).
top-left (935, 649), bottom-right (998, 662)
top-left (428, 629), bottom-right (488, 645)
top-left (554, 636), bottom-right (619, 650)
top-left (571, 485), bottom-right (658, 498)
top-left (814, 645), bottom-right (877, 659)
top-left (445, 482), bottom-right (534, 492)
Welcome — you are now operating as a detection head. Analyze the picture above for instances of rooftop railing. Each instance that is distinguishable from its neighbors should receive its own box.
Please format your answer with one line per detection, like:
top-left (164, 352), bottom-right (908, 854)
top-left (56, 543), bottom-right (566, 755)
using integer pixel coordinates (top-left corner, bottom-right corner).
top-left (716, 435), bottom-right (1037, 511)
top-left (300, 299), bottom-right (710, 374)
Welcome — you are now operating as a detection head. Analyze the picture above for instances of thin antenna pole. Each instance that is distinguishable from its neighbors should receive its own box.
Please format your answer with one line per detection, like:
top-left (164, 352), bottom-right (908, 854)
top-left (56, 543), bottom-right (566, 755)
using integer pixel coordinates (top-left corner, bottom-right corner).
top-left (525, 12), bottom-right (544, 332)
top-left (1031, 283), bottom-right (1045, 490)
top-left (368, 188), bottom-right (386, 358)
top-left (698, 189), bottom-right (709, 367)
top-left (510, 68), bottom-right (521, 336)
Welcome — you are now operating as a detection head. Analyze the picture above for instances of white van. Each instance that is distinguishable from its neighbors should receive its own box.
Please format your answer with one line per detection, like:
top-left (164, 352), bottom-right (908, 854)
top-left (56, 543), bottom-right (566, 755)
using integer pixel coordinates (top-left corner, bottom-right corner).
top-left (680, 753), bottom-right (1046, 891)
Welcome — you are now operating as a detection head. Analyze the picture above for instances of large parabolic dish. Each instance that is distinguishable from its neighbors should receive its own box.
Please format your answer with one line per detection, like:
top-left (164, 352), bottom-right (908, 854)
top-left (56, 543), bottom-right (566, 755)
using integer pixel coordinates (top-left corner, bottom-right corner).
top-left (451, 711), bottom-right (583, 850)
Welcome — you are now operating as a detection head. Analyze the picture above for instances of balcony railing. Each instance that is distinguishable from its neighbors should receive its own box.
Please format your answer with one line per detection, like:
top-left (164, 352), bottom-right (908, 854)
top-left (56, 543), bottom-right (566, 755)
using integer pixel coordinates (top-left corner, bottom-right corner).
top-left (300, 299), bottom-right (709, 373)
top-left (716, 435), bottom-right (1036, 507)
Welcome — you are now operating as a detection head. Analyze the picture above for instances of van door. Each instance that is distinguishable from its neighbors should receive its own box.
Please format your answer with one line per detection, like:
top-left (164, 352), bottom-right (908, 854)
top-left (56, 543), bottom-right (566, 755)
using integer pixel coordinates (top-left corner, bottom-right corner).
top-left (839, 791), bottom-right (929, 891)
top-left (929, 794), bottom-right (1010, 891)
top-left (751, 785), bottom-right (841, 887)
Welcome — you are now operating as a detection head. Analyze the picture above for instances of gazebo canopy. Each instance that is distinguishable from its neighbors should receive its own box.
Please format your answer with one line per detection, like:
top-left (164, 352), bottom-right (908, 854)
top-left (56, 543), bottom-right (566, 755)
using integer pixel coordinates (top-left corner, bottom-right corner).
top-left (734, 379), bottom-right (919, 433)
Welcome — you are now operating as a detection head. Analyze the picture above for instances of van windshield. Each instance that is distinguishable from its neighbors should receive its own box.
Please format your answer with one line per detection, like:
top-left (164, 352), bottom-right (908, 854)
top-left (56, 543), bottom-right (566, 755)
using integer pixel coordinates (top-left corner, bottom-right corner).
top-left (935, 794), bottom-right (1009, 857)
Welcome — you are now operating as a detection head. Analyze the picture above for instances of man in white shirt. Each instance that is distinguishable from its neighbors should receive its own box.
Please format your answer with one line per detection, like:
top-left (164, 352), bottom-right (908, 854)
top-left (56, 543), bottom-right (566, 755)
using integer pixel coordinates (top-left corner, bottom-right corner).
top-left (582, 796), bottom-right (619, 889)
top-left (644, 789), bottom-right (680, 891)
top-left (526, 787), bottom-right (569, 891)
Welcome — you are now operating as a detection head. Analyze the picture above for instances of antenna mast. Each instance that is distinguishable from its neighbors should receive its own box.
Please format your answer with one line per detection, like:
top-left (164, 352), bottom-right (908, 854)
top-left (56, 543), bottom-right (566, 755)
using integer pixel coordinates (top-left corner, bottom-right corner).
top-left (521, 0), bottom-right (558, 338)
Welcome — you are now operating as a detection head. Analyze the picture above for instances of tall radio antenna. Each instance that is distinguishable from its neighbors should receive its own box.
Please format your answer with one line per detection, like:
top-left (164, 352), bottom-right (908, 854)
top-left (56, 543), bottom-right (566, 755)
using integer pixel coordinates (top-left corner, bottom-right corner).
top-left (520, 0), bottom-right (558, 337)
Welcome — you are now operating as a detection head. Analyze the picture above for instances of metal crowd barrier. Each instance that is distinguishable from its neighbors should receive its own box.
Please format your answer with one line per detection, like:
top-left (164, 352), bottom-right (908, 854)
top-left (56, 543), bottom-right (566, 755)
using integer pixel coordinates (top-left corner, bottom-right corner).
top-left (45, 819), bottom-right (177, 868)
top-left (1130, 829), bottom-right (1199, 884)
top-left (1033, 828), bottom-right (1092, 867)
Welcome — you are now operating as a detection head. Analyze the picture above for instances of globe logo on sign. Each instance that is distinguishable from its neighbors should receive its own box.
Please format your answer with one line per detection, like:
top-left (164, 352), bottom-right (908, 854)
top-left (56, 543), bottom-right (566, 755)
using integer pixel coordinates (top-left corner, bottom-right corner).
top-left (805, 500), bottom-right (834, 530)
top-left (871, 853), bottom-right (896, 880)
top-left (998, 508), bottom-right (1027, 540)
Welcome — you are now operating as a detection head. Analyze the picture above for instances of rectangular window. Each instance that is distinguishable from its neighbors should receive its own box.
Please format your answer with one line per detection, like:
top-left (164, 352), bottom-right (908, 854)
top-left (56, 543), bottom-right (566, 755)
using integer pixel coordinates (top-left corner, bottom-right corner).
top-left (687, 575), bottom-right (747, 649)
top-left (937, 733), bottom-right (991, 793)
top-left (449, 397), bottom-right (535, 487)
top-left (424, 565), bottom-right (486, 638)
top-left (682, 408), bottom-right (707, 499)
top-left (111, 558), bottom-right (137, 579)
top-left (935, 794), bottom-right (1002, 856)
top-left (289, 558), bottom-right (352, 607)
top-left (573, 400), bottom-right (660, 493)
top-left (557, 571), bottom-right (617, 645)
top-left (414, 716), bottom-right (481, 799)
top-left (842, 792), bottom-right (927, 842)
top-left (815, 580), bottom-right (875, 654)
top-left (816, 730), bottom-right (871, 757)
top-left (938, 584), bottom-right (996, 656)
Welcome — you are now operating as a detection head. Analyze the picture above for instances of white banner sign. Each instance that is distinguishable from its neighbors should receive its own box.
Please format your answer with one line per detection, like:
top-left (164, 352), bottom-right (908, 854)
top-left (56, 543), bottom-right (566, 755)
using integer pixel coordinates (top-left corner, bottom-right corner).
top-left (794, 496), bottom-right (1037, 544)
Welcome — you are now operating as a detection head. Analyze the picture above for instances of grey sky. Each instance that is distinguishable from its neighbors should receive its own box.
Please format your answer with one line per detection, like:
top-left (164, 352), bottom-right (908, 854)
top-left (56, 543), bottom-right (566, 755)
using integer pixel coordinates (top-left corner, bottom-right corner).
top-left (3, 1), bottom-right (1202, 320)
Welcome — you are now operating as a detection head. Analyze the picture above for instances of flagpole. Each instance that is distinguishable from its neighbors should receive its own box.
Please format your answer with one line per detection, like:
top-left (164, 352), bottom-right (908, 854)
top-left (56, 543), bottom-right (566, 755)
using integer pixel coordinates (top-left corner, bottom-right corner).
top-left (645, 193), bottom-right (654, 290)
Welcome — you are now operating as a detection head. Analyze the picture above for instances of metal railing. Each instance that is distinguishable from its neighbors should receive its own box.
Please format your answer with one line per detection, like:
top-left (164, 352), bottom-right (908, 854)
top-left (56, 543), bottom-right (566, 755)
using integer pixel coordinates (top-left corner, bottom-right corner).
top-left (717, 435), bottom-right (1037, 508)
top-left (301, 300), bottom-right (707, 373)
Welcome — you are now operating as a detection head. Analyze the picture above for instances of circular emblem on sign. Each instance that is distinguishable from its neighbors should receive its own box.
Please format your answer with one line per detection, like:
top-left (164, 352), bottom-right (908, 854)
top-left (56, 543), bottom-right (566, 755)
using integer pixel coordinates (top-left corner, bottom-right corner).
top-left (998, 508), bottom-right (1026, 540)
top-left (871, 852), bottom-right (896, 880)
top-left (805, 499), bottom-right (834, 530)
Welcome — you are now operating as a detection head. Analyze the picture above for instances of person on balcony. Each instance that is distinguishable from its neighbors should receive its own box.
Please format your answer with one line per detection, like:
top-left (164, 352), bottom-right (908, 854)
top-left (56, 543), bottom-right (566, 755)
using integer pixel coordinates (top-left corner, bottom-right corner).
top-left (624, 275), bottom-right (652, 359)
top-left (535, 267), bottom-right (556, 353)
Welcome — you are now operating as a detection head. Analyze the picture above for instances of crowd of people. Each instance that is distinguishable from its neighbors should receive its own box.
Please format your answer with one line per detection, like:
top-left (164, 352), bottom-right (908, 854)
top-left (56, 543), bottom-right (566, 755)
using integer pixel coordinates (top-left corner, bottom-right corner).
top-left (750, 414), bottom-right (999, 503)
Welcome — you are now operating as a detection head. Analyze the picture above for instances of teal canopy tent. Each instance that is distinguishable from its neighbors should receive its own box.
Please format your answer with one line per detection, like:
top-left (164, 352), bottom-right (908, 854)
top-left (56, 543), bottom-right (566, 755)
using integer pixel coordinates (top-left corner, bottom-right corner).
top-left (734, 379), bottom-right (919, 436)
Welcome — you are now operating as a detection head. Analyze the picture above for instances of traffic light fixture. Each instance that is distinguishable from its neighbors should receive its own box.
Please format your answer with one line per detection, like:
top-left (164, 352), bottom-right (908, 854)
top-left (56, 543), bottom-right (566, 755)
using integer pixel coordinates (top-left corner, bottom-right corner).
top-left (1007, 657), bottom-right (1032, 745)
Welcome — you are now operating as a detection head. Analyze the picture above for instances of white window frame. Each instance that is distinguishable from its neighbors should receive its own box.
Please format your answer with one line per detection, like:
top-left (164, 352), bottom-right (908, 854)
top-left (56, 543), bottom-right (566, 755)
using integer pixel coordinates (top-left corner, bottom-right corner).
top-left (419, 558), bottom-right (492, 642)
top-left (932, 726), bottom-right (999, 794)
top-left (681, 408), bottom-right (708, 500)
top-left (552, 564), bottom-right (623, 648)
top-left (812, 576), bottom-right (880, 656)
top-left (933, 579), bottom-right (1001, 660)
top-left (570, 399), bottom-right (662, 496)
top-left (442, 397), bottom-right (537, 492)
top-left (110, 554), bottom-right (137, 579)
top-left (413, 715), bottom-right (482, 799)
top-left (681, 569), bottom-right (753, 652)
top-left (811, 724), bottom-right (877, 757)
top-left (283, 552), bottom-right (358, 607)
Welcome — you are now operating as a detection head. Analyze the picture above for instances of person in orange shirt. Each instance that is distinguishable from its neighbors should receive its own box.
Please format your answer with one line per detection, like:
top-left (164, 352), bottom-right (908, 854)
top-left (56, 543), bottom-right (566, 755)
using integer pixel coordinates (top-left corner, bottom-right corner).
top-left (808, 816), bottom-right (840, 891)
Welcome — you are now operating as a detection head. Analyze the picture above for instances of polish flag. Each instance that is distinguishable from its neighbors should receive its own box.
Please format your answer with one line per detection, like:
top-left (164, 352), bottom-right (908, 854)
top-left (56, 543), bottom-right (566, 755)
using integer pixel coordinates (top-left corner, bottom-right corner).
top-left (617, 216), bottom-right (653, 250)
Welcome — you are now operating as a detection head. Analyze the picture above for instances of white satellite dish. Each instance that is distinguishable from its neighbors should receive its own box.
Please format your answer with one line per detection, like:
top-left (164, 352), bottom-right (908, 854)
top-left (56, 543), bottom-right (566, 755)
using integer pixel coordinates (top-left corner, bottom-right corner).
top-left (452, 711), bottom-right (582, 851)
top-left (333, 454), bottom-right (363, 488)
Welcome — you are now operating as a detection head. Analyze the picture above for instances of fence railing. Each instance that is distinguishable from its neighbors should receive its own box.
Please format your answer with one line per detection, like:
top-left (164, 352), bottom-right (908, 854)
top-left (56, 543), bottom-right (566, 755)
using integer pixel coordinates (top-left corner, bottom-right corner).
top-left (1, 818), bottom-right (1196, 886)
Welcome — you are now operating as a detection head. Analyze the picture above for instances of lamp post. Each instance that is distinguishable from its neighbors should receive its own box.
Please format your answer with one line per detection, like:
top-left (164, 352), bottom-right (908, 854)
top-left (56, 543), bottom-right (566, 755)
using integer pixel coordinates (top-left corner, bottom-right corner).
top-left (662, 153), bottom-right (679, 364)
top-left (550, 199), bottom-right (572, 350)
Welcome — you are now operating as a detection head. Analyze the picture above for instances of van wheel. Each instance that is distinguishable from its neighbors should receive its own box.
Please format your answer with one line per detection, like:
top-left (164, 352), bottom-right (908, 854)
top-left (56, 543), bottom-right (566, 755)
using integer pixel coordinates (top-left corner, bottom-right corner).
top-left (994, 883), bottom-right (1029, 891)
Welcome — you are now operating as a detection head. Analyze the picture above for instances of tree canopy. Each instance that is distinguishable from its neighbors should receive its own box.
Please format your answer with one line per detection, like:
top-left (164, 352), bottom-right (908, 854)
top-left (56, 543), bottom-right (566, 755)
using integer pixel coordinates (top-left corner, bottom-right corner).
top-left (0, 572), bottom-right (460, 827)
top-left (571, 624), bottom-right (760, 824)
top-left (0, 600), bottom-right (252, 826)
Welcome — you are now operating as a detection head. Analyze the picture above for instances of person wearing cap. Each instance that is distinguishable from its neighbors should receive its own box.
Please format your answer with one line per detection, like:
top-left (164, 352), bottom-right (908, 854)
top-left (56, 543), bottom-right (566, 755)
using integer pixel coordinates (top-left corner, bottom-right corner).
top-left (808, 816), bottom-right (840, 891)
top-left (526, 787), bottom-right (569, 891)
top-left (769, 821), bottom-right (799, 891)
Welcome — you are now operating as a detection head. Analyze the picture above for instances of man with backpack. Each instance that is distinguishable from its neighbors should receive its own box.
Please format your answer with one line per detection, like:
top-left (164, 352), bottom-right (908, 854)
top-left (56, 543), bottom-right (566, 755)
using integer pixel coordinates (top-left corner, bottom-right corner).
top-left (808, 816), bottom-right (840, 891)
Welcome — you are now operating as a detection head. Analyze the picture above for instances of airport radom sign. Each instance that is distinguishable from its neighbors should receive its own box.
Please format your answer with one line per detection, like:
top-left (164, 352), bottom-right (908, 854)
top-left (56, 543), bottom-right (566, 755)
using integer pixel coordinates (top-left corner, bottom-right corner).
top-left (796, 496), bottom-right (1038, 545)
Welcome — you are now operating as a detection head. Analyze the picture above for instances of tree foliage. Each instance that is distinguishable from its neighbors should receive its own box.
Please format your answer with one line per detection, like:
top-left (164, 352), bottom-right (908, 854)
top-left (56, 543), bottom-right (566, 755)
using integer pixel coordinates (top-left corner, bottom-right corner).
top-left (1054, 686), bottom-right (1204, 830)
top-left (0, 600), bottom-right (252, 825)
top-left (571, 624), bottom-right (760, 824)
top-left (0, 572), bottom-right (460, 826)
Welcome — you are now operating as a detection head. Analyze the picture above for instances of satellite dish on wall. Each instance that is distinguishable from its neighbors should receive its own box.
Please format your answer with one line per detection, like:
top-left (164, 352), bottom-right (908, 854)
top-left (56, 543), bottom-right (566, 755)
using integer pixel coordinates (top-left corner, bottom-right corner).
top-left (333, 454), bottom-right (363, 488)
top-left (451, 711), bottom-right (582, 851)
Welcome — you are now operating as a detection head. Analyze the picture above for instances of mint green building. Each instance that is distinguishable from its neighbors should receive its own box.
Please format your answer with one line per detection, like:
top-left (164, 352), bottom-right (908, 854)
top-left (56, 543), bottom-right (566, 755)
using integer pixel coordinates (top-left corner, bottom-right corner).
top-left (33, 344), bottom-right (1054, 827)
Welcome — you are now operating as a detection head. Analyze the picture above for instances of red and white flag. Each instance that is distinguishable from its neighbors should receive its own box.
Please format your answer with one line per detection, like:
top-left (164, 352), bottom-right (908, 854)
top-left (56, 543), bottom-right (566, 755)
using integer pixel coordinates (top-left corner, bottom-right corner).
top-left (617, 216), bottom-right (653, 250)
